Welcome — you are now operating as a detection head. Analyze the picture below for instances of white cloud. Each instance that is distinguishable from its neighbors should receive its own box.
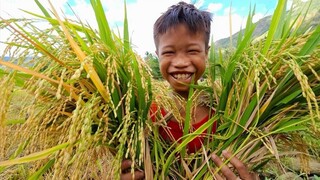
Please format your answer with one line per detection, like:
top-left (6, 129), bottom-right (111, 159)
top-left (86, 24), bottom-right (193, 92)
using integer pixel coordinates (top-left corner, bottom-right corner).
top-left (65, 0), bottom-right (96, 26)
top-left (207, 3), bottom-right (223, 12)
top-left (253, 13), bottom-right (264, 23)
top-left (223, 7), bottom-right (236, 15)
top-left (211, 13), bottom-right (246, 42)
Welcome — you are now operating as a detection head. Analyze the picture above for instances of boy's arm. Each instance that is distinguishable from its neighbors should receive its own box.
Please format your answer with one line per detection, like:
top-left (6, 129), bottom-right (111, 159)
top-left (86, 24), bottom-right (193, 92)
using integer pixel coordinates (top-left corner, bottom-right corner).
top-left (211, 150), bottom-right (260, 180)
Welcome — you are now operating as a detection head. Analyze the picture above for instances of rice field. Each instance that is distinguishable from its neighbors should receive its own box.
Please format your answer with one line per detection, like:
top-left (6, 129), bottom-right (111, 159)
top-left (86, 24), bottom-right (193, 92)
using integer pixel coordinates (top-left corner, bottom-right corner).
top-left (0, 0), bottom-right (319, 179)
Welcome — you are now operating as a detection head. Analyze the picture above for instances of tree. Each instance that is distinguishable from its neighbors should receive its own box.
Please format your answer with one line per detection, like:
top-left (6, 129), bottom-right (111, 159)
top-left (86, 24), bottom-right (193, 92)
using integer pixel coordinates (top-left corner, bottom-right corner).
top-left (144, 51), bottom-right (162, 80)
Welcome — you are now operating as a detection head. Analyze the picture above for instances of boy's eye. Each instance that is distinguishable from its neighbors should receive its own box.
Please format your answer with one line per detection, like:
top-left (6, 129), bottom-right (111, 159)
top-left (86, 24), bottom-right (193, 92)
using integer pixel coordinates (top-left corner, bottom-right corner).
top-left (188, 50), bottom-right (199, 54)
top-left (162, 51), bottom-right (174, 55)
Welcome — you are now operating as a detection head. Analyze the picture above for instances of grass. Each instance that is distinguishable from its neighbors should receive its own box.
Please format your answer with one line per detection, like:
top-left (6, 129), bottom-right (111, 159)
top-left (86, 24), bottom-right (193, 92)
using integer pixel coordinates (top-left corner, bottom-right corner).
top-left (5, 89), bottom-right (31, 125)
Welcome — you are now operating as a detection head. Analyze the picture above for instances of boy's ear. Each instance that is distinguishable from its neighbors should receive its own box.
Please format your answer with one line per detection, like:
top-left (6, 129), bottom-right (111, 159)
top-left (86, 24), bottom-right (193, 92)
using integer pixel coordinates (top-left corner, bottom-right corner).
top-left (205, 46), bottom-right (210, 56)
top-left (205, 46), bottom-right (210, 63)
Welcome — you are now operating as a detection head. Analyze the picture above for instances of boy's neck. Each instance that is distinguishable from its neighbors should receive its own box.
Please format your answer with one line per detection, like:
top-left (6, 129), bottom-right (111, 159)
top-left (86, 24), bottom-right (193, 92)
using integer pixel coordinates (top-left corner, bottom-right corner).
top-left (174, 90), bottom-right (189, 100)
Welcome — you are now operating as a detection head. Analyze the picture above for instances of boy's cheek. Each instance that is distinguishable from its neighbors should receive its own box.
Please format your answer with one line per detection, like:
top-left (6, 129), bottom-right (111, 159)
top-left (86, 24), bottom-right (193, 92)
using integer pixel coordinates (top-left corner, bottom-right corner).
top-left (159, 67), bottom-right (166, 78)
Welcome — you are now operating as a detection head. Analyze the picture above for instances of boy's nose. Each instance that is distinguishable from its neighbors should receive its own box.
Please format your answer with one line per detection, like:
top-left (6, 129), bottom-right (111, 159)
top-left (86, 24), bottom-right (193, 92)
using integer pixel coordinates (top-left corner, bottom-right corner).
top-left (172, 54), bottom-right (190, 67)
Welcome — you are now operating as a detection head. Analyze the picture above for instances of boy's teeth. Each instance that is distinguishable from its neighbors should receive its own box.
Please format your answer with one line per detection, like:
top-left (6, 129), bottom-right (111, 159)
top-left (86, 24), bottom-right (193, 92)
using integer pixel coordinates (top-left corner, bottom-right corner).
top-left (173, 74), bottom-right (191, 80)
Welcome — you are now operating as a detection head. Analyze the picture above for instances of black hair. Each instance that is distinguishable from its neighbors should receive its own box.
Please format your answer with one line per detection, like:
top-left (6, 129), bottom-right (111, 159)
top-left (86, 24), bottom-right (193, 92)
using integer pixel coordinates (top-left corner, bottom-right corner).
top-left (153, 1), bottom-right (212, 49)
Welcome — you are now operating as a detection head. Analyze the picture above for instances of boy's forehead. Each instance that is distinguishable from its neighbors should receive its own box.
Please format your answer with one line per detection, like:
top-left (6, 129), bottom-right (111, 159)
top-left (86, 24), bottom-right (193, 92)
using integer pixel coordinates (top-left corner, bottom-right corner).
top-left (162, 23), bottom-right (204, 37)
top-left (157, 25), bottom-right (206, 47)
top-left (155, 23), bottom-right (207, 49)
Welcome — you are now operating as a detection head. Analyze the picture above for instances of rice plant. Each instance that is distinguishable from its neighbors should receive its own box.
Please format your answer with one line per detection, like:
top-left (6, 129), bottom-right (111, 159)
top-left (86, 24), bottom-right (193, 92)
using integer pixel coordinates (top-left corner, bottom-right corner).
top-left (0, 0), bottom-right (152, 178)
top-left (0, 0), bottom-right (319, 179)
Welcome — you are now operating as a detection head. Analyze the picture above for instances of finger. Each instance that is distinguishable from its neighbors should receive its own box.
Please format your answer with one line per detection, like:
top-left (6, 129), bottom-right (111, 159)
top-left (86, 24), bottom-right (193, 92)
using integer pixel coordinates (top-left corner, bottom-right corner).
top-left (211, 153), bottom-right (237, 179)
top-left (222, 150), bottom-right (252, 179)
top-left (121, 159), bottom-right (132, 172)
top-left (120, 170), bottom-right (145, 180)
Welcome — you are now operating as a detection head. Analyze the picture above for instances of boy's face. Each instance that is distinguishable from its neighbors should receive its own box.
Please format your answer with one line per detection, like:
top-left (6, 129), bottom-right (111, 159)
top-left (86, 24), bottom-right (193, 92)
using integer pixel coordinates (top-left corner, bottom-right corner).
top-left (156, 23), bottom-right (208, 96)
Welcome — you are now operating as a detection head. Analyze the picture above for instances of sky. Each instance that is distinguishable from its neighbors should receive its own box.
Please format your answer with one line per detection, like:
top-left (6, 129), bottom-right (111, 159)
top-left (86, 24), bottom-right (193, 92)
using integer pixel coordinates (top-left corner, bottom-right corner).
top-left (0, 0), bottom-right (283, 57)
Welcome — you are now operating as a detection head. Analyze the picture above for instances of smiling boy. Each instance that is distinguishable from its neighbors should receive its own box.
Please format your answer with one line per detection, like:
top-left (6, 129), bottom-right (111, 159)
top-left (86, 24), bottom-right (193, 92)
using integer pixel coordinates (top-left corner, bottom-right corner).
top-left (121, 2), bottom-right (258, 179)
top-left (155, 22), bottom-right (207, 99)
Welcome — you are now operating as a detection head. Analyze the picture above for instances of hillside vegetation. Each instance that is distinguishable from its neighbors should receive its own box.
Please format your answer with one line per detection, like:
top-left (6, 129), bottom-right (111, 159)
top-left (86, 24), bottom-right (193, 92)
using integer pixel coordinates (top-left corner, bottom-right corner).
top-left (215, 0), bottom-right (320, 49)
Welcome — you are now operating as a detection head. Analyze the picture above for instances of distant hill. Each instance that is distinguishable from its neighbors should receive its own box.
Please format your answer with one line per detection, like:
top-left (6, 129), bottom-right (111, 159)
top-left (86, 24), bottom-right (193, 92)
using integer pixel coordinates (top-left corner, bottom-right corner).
top-left (215, 1), bottom-right (320, 49)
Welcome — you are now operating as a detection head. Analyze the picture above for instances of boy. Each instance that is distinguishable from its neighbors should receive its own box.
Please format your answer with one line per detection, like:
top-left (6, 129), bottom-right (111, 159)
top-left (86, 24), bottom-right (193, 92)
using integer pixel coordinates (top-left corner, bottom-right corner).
top-left (121, 2), bottom-right (258, 179)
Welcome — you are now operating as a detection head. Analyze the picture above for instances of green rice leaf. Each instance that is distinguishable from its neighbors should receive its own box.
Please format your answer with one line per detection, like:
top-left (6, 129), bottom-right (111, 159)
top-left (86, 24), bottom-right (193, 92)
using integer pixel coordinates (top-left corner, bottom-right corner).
top-left (299, 25), bottom-right (320, 56)
top-left (0, 143), bottom-right (69, 167)
top-left (262, 0), bottom-right (286, 55)
top-left (181, 77), bottom-right (195, 158)
top-left (34, 0), bottom-right (52, 18)
top-left (90, 0), bottom-right (115, 50)
top-left (272, 118), bottom-right (309, 133)
top-left (5, 119), bottom-right (26, 125)
top-left (28, 159), bottom-right (55, 180)
top-left (123, 0), bottom-right (130, 53)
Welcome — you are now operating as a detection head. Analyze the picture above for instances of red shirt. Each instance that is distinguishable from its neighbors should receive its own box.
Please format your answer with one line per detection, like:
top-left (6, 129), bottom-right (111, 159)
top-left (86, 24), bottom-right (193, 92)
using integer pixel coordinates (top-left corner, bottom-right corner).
top-left (150, 103), bottom-right (217, 153)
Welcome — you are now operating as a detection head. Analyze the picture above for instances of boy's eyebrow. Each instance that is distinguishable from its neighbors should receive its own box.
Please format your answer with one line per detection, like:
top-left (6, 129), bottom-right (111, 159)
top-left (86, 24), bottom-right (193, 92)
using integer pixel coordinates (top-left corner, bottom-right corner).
top-left (161, 43), bottom-right (203, 48)
top-left (159, 45), bottom-right (174, 49)
top-left (187, 43), bottom-right (203, 47)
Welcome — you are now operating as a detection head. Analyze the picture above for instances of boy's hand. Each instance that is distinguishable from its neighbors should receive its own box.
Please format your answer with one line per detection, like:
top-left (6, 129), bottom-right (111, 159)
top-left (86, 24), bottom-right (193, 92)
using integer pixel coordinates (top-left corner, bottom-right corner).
top-left (121, 159), bottom-right (145, 180)
top-left (211, 150), bottom-right (260, 180)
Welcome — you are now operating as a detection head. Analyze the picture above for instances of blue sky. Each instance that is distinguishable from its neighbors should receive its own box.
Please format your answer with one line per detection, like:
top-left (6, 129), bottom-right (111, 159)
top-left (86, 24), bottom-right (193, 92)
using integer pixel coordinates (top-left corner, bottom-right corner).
top-left (63, 0), bottom-right (277, 17)
top-left (199, 0), bottom-right (277, 15)
top-left (1, 0), bottom-right (282, 56)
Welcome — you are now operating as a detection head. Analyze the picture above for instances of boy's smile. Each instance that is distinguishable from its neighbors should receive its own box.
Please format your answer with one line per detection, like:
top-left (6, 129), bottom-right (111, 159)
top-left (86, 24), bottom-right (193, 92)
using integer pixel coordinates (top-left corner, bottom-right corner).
top-left (172, 73), bottom-right (193, 80)
top-left (156, 23), bottom-right (208, 98)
